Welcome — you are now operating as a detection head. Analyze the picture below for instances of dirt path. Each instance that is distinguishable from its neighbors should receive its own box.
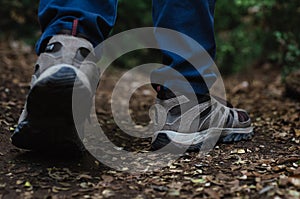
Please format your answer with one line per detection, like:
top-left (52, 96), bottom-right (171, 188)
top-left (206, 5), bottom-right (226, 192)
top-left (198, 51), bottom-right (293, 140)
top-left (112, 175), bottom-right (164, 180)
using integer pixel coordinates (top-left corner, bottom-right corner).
top-left (0, 42), bottom-right (299, 199)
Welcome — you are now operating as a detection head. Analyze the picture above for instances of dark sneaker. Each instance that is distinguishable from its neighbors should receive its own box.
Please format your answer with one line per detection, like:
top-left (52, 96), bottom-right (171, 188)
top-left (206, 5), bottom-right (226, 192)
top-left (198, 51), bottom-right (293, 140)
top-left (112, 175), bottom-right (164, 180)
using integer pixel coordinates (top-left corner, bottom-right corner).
top-left (11, 35), bottom-right (99, 153)
top-left (151, 91), bottom-right (254, 151)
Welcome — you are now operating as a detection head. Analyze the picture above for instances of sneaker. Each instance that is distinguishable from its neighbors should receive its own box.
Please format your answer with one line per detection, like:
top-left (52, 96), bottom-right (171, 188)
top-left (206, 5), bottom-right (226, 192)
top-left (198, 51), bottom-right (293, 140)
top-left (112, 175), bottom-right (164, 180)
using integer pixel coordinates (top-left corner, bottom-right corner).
top-left (151, 89), bottom-right (254, 151)
top-left (11, 35), bottom-right (99, 153)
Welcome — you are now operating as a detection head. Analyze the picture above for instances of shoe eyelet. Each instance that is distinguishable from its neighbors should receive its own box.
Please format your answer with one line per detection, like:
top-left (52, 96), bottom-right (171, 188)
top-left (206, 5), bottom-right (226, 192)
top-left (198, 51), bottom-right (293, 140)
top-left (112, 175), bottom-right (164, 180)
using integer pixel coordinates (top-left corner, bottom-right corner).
top-left (80, 47), bottom-right (90, 58)
top-left (75, 47), bottom-right (91, 62)
top-left (45, 42), bottom-right (62, 53)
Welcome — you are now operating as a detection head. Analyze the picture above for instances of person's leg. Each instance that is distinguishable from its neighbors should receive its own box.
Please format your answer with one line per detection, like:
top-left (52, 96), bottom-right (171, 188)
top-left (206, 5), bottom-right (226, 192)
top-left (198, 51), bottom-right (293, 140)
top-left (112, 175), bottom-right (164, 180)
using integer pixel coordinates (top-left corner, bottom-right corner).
top-left (151, 0), bottom-right (216, 96)
top-left (36, 0), bottom-right (118, 54)
top-left (151, 0), bottom-right (253, 151)
top-left (11, 0), bottom-right (118, 153)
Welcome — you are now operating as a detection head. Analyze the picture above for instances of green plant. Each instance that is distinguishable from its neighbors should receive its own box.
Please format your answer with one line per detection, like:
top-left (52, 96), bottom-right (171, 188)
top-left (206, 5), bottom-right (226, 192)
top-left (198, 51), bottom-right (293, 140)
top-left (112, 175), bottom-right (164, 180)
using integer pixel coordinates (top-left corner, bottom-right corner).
top-left (274, 31), bottom-right (300, 80)
top-left (0, 0), bottom-right (39, 43)
top-left (214, 0), bottom-right (300, 75)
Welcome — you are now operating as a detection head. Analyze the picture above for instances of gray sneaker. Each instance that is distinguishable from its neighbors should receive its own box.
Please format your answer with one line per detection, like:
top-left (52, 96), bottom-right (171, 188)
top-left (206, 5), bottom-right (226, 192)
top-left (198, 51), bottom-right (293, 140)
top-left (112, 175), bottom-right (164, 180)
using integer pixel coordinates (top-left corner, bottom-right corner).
top-left (11, 35), bottom-right (99, 153)
top-left (151, 92), bottom-right (254, 151)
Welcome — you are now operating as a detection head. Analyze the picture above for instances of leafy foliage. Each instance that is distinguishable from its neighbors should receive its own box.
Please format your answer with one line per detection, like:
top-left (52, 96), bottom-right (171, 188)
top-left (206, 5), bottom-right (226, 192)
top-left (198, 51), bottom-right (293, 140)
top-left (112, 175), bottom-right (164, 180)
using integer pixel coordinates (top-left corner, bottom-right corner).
top-left (0, 0), bottom-right (39, 43)
top-left (114, 0), bottom-right (152, 32)
top-left (215, 0), bottom-right (300, 76)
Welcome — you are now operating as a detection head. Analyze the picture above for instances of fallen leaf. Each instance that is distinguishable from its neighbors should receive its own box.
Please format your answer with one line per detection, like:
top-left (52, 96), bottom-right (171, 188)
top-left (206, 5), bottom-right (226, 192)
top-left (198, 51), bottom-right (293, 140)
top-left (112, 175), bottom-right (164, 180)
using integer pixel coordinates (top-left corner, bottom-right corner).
top-left (0, 183), bottom-right (6, 188)
top-left (288, 190), bottom-right (300, 198)
top-left (77, 174), bottom-right (93, 180)
top-left (151, 185), bottom-right (168, 192)
top-left (204, 189), bottom-right (220, 199)
top-left (52, 186), bottom-right (71, 192)
top-left (288, 175), bottom-right (300, 188)
top-left (24, 181), bottom-right (32, 188)
top-left (102, 189), bottom-right (115, 198)
top-left (295, 129), bottom-right (300, 137)
top-left (101, 175), bottom-right (114, 183)
top-left (293, 167), bottom-right (300, 175)
top-left (80, 182), bottom-right (89, 189)
top-left (16, 180), bottom-right (23, 185)
top-left (191, 178), bottom-right (206, 184)
top-left (259, 186), bottom-right (274, 195)
top-left (237, 149), bottom-right (246, 154)
top-left (168, 189), bottom-right (180, 196)
top-left (238, 175), bottom-right (248, 180)
top-left (232, 81), bottom-right (249, 93)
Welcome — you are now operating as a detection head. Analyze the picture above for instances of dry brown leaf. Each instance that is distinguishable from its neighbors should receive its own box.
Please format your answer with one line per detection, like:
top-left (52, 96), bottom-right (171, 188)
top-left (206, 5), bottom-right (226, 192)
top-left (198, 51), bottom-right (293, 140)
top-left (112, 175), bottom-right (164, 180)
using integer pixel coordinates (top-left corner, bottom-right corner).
top-left (293, 167), bottom-right (300, 175)
top-left (102, 189), bottom-right (115, 198)
top-left (288, 175), bottom-right (300, 188)
top-left (204, 189), bottom-right (220, 199)
top-left (77, 174), bottom-right (93, 180)
top-left (101, 175), bottom-right (114, 183)
top-left (294, 129), bottom-right (300, 137)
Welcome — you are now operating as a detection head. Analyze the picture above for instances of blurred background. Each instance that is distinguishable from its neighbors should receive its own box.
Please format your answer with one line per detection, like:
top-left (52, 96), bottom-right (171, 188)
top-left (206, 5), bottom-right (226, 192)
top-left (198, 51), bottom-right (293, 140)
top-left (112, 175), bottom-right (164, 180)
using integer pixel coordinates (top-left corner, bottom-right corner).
top-left (0, 0), bottom-right (299, 78)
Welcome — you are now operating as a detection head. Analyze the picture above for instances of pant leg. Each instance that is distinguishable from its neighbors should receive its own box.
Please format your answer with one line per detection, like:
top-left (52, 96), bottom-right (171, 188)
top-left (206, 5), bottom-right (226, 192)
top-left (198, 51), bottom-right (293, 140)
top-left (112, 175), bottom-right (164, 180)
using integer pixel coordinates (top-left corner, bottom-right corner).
top-left (36, 0), bottom-right (118, 54)
top-left (151, 0), bottom-right (216, 96)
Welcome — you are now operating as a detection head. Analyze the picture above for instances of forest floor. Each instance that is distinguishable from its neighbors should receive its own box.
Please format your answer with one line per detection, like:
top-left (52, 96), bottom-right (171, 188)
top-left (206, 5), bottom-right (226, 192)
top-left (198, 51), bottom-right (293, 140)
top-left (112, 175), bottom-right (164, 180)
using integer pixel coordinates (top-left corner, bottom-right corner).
top-left (0, 41), bottom-right (299, 199)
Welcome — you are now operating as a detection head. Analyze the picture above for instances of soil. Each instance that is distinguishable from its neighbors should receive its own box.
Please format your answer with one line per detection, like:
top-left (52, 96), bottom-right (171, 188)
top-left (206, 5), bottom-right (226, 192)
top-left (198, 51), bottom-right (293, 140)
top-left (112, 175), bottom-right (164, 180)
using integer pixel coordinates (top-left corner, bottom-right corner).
top-left (0, 41), bottom-right (299, 199)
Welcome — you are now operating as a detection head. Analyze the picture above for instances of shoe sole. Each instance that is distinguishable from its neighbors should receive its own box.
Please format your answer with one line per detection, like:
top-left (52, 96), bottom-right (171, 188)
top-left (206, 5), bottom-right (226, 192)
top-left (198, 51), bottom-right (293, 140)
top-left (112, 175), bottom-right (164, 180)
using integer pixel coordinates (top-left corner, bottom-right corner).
top-left (11, 64), bottom-right (92, 153)
top-left (151, 127), bottom-right (254, 152)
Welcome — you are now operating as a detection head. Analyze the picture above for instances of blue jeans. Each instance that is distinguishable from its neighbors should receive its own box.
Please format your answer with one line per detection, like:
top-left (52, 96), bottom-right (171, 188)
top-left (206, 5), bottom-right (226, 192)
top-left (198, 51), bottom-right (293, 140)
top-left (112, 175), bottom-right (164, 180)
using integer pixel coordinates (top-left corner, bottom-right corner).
top-left (37, 0), bottom-right (216, 96)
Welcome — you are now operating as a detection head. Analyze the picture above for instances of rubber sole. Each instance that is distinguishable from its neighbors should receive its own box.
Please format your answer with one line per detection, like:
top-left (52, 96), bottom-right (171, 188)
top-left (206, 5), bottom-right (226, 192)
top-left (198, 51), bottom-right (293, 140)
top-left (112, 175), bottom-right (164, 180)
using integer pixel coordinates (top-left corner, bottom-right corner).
top-left (11, 65), bottom-right (92, 154)
top-left (151, 127), bottom-right (254, 152)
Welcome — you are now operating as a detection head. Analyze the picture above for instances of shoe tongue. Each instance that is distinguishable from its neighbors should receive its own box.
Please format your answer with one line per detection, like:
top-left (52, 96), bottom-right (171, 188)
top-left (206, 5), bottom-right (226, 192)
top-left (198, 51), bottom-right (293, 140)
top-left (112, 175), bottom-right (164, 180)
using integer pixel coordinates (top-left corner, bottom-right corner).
top-left (156, 85), bottom-right (176, 100)
top-left (212, 95), bottom-right (233, 108)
